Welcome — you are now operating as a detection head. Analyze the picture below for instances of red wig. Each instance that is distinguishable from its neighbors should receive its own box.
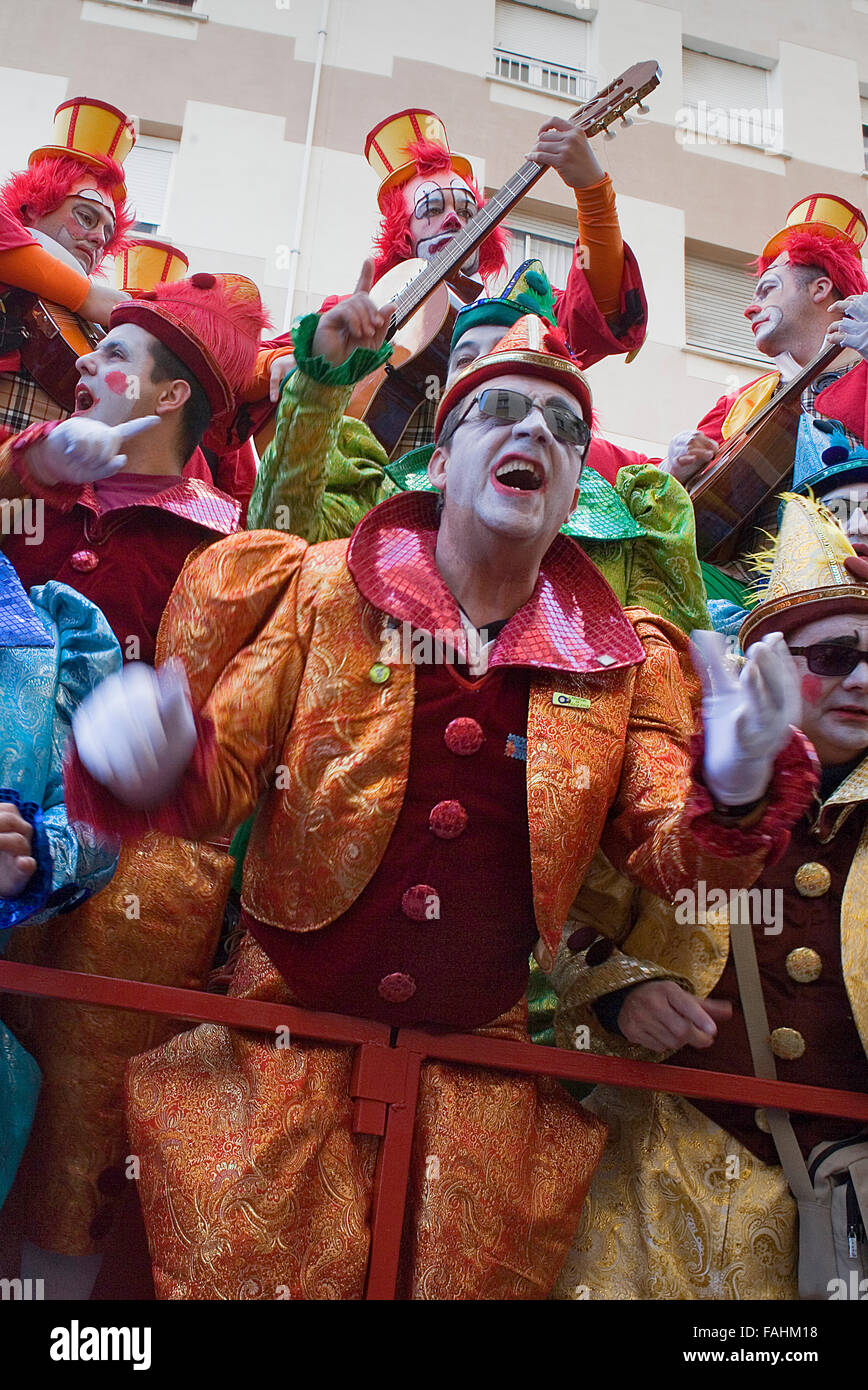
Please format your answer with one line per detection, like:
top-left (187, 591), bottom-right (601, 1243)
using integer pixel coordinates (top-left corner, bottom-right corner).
top-left (0, 154), bottom-right (134, 260)
top-left (371, 136), bottom-right (508, 284)
top-left (756, 230), bottom-right (868, 299)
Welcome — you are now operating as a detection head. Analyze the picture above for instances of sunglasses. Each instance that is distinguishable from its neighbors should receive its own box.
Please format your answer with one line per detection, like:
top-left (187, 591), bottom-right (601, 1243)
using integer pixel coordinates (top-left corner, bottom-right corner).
top-left (449, 388), bottom-right (590, 448)
top-left (787, 642), bottom-right (868, 676)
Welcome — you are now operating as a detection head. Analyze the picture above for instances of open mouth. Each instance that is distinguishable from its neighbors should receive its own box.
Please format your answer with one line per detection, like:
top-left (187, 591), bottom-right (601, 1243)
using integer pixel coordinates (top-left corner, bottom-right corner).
top-left (75, 383), bottom-right (98, 412)
top-left (493, 459), bottom-right (544, 493)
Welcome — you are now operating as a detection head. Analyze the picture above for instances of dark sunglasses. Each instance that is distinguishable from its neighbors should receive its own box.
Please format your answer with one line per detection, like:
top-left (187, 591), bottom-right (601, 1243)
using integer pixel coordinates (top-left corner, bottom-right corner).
top-left (787, 642), bottom-right (868, 676)
top-left (451, 388), bottom-right (590, 448)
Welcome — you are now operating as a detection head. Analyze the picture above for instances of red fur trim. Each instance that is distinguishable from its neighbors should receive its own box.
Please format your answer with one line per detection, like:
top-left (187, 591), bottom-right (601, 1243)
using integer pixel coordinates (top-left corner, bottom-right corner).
top-left (756, 230), bottom-right (868, 299)
top-left (371, 139), bottom-right (508, 286)
top-left (0, 154), bottom-right (134, 258)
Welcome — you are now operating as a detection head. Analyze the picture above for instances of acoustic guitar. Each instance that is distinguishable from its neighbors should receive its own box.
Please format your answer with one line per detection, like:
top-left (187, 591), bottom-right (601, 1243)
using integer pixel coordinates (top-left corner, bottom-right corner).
top-left (5, 289), bottom-right (104, 414)
top-left (689, 341), bottom-right (841, 564)
top-left (345, 58), bottom-right (662, 456)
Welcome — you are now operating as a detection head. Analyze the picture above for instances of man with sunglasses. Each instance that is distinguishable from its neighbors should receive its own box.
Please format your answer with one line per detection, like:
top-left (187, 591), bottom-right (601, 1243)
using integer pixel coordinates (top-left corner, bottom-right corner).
top-left (60, 310), bottom-right (813, 1301)
top-left (0, 98), bottom-right (136, 436)
top-left (554, 493), bottom-right (868, 1300)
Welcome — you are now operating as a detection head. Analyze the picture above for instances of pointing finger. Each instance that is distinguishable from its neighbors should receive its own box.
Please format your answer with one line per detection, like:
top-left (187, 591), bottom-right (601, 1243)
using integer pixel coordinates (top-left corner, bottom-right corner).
top-left (113, 414), bottom-right (161, 441)
top-left (353, 258), bottom-right (376, 297)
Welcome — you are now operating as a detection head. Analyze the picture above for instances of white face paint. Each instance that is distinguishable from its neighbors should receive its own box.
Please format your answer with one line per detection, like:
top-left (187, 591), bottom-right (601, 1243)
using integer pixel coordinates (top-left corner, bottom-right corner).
top-left (31, 192), bottom-right (116, 275)
top-left (73, 323), bottom-right (162, 429)
top-left (404, 171), bottom-right (480, 273)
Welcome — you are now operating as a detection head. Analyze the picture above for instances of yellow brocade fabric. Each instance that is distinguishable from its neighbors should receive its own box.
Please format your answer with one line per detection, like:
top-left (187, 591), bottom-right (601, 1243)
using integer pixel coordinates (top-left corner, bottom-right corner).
top-left (552, 1088), bottom-right (797, 1300)
top-left (721, 372), bottom-right (781, 440)
top-left (2, 832), bottom-right (232, 1254)
top-left (127, 937), bottom-right (606, 1300)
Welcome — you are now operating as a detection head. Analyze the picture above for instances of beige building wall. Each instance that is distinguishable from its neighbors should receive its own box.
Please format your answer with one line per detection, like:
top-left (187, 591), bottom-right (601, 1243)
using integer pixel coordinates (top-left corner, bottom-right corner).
top-left (1, 0), bottom-right (866, 456)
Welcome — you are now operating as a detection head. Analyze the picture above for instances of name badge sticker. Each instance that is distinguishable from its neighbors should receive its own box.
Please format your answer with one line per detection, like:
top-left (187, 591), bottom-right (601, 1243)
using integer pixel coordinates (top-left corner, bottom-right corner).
top-left (552, 692), bottom-right (591, 710)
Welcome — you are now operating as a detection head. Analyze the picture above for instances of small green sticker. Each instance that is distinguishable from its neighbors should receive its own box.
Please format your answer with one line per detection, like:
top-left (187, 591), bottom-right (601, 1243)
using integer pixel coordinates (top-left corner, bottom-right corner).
top-left (552, 692), bottom-right (590, 709)
top-left (369, 662), bottom-right (391, 684)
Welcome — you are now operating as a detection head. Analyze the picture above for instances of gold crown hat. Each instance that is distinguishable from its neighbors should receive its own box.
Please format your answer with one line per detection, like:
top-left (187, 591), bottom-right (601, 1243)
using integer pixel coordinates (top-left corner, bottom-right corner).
top-left (364, 109), bottom-right (474, 210)
top-left (113, 238), bottom-right (189, 292)
top-left (29, 97), bottom-right (137, 201)
top-left (762, 193), bottom-right (867, 261)
top-left (739, 494), bottom-right (868, 650)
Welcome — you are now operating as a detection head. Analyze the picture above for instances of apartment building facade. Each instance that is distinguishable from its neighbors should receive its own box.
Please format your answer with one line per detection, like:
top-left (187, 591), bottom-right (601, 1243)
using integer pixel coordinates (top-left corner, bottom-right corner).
top-left (0, 0), bottom-right (865, 454)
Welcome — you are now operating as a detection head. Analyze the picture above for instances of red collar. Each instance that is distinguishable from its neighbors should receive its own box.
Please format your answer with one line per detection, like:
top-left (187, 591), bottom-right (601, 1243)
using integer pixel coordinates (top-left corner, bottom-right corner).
top-left (346, 491), bottom-right (644, 675)
top-left (78, 475), bottom-right (239, 535)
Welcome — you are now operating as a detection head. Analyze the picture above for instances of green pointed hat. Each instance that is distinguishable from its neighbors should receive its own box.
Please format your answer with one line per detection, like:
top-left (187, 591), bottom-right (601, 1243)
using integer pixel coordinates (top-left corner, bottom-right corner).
top-left (449, 258), bottom-right (557, 353)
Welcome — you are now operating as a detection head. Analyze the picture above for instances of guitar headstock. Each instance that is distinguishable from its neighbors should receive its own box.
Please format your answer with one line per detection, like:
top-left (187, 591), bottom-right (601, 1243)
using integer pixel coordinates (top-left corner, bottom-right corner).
top-left (570, 59), bottom-right (661, 138)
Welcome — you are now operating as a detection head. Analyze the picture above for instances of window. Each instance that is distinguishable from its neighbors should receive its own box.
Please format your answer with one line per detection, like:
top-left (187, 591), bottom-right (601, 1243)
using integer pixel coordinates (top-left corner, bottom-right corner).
top-left (493, 1), bottom-right (595, 102)
top-left (685, 253), bottom-right (767, 365)
top-left (505, 217), bottom-right (575, 292)
top-left (131, 1), bottom-right (196, 8)
top-left (123, 135), bottom-right (178, 234)
top-left (682, 48), bottom-right (778, 150)
top-left (861, 96), bottom-right (868, 171)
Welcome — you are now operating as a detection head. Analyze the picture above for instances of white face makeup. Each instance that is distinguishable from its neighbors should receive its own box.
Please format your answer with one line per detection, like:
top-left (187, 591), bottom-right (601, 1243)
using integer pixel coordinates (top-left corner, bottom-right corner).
top-left (404, 171), bottom-right (480, 273)
top-left (788, 612), bottom-right (868, 765)
top-left (74, 323), bottom-right (161, 428)
top-left (817, 481), bottom-right (868, 542)
top-left (429, 370), bottom-right (585, 548)
top-left (33, 193), bottom-right (116, 275)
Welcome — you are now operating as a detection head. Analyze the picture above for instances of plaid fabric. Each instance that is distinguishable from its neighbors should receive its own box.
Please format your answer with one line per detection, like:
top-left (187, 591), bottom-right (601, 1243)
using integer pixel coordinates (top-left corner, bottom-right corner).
top-left (801, 358), bottom-right (863, 450)
top-left (391, 398), bottom-right (435, 460)
top-left (0, 369), bottom-right (67, 436)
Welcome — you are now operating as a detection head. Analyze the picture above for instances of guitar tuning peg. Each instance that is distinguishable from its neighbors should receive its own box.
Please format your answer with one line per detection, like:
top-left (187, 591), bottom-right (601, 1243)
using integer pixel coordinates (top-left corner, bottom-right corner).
top-left (638, 103), bottom-right (650, 114)
top-left (604, 128), bottom-right (616, 140)
top-left (620, 115), bottom-right (633, 127)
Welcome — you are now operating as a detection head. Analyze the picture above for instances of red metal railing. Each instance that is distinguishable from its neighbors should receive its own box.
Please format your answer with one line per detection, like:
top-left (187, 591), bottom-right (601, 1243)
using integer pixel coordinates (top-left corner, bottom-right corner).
top-left (2, 957), bottom-right (867, 1300)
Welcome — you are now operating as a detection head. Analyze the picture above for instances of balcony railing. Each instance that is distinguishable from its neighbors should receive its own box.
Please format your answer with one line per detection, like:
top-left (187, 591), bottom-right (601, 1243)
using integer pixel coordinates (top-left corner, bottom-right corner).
top-left (493, 47), bottom-right (597, 102)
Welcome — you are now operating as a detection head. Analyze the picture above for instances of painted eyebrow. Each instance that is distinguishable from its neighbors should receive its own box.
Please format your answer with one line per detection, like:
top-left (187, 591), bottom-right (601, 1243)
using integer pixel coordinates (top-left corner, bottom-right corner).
top-left (99, 336), bottom-right (128, 353)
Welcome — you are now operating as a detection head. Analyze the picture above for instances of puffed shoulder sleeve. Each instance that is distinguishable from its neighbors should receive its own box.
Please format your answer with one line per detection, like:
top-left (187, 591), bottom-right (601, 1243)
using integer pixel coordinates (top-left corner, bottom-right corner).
top-left (615, 464), bottom-right (710, 637)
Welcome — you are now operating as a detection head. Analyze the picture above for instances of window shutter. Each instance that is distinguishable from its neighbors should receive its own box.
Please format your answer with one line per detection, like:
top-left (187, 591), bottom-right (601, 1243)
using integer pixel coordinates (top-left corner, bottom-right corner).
top-left (862, 96), bottom-right (868, 170)
top-left (682, 49), bottom-right (769, 117)
top-left (123, 139), bottom-right (176, 230)
top-left (505, 217), bottom-right (575, 292)
top-left (494, 2), bottom-right (589, 66)
top-left (685, 254), bottom-right (767, 364)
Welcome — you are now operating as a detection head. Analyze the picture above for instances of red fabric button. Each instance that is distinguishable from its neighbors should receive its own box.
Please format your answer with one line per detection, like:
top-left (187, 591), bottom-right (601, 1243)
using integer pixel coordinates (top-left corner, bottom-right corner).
top-left (401, 884), bottom-right (440, 921)
top-left (428, 800), bottom-right (468, 839)
top-left (444, 717), bottom-right (483, 755)
top-left (566, 927), bottom-right (597, 954)
top-left (190, 271), bottom-right (216, 289)
top-left (70, 548), bottom-right (99, 572)
top-left (378, 972), bottom-right (416, 1003)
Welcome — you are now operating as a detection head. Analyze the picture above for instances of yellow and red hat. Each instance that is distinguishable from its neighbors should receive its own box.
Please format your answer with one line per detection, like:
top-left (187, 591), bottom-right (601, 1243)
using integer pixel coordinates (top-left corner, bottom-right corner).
top-left (29, 97), bottom-right (136, 201)
top-left (762, 194), bottom-right (867, 262)
top-left (434, 314), bottom-right (592, 442)
top-left (110, 272), bottom-right (270, 419)
top-left (113, 238), bottom-right (189, 293)
top-left (365, 109), bottom-right (474, 210)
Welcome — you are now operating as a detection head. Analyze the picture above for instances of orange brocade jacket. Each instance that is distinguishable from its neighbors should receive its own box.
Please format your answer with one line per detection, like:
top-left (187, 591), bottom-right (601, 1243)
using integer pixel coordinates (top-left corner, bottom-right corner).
top-left (66, 493), bottom-right (816, 963)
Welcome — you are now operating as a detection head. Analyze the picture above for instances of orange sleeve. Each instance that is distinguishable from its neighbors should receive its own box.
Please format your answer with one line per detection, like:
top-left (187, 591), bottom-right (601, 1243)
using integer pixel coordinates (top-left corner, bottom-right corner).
top-left (239, 344), bottom-right (294, 404)
top-left (0, 244), bottom-right (91, 311)
top-left (574, 174), bottom-right (624, 320)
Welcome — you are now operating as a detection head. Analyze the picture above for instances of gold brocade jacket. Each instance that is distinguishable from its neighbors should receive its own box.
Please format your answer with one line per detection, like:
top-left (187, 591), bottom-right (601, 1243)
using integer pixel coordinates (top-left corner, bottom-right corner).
top-left (68, 493), bottom-right (813, 964)
top-left (553, 756), bottom-right (868, 1061)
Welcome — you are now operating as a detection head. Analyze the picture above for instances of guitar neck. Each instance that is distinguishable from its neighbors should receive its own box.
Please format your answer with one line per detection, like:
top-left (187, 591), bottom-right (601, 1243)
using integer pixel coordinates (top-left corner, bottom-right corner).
top-left (388, 58), bottom-right (661, 333)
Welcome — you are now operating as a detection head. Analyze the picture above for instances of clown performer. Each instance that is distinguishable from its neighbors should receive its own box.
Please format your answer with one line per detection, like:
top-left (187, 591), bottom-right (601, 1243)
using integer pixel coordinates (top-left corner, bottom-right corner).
top-left (662, 196), bottom-right (868, 610)
top-left (0, 97), bottom-right (136, 434)
top-left (65, 311), bottom-right (815, 1300)
top-left (0, 272), bottom-right (268, 1299)
top-left (0, 553), bottom-right (120, 1215)
top-left (317, 106), bottom-right (647, 457)
top-left (553, 495), bottom-right (868, 1300)
top-left (242, 260), bottom-right (709, 1052)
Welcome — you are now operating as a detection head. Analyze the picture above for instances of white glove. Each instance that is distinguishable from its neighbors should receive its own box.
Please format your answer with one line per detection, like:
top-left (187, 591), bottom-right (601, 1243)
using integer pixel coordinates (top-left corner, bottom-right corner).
top-left (828, 292), bottom-right (868, 362)
top-left (72, 660), bottom-right (197, 809)
top-left (691, 629), bottom-right (802, 806)
top-left (29, 414), bottom-right (160, 486)
top-left (663, 428), bottom-right (717, 486)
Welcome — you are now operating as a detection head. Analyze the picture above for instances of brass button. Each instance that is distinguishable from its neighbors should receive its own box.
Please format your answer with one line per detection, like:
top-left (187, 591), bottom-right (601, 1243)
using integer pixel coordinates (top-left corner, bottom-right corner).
top-left (769, 1026), bottom-right (806, 1060)
top-left (785, 947), bottom-right (822, 984)
top-left (794, 862), bottom-right (831, 897)
top-left (754, 1108), bottom-right (771, 1134)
